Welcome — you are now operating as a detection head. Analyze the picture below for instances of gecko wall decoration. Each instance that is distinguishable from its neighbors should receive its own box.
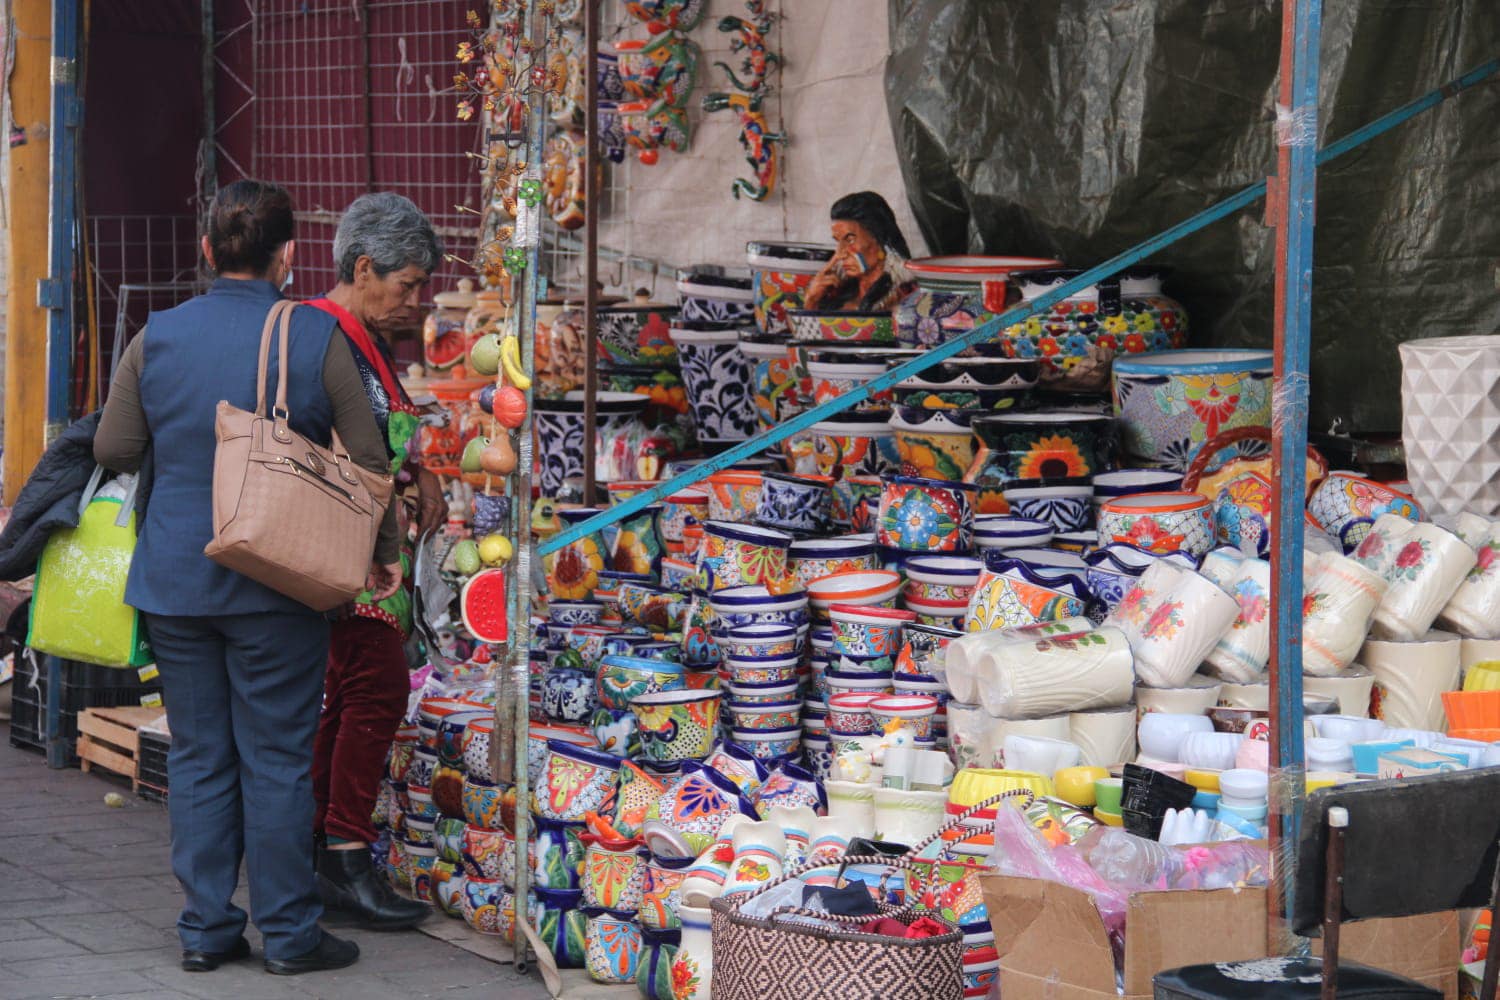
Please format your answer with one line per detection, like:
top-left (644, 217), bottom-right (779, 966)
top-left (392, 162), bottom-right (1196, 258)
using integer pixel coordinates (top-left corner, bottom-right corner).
top-left (703, 0), bottom-right (785, 202)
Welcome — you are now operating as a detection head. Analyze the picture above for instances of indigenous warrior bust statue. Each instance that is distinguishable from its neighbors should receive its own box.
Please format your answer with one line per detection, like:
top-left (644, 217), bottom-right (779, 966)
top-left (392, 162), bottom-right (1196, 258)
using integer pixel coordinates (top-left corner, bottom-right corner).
top-left (803, 191), bottom-right (915, 312)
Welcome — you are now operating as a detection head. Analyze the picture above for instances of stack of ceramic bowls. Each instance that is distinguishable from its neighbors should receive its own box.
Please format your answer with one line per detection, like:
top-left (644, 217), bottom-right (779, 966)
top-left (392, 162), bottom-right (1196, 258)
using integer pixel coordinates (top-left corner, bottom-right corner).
top-left (903, 555), bottom-right (984, 630)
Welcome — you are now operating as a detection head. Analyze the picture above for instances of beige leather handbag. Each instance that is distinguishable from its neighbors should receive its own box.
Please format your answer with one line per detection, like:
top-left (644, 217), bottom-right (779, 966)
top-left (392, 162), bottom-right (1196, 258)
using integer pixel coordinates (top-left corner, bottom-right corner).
top-left (203, 299), bottom-right (393, 611)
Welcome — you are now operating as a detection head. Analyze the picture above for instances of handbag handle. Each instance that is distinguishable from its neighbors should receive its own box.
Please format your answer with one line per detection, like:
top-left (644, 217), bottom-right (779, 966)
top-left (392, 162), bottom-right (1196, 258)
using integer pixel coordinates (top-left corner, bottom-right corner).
top-left (254, 299), bottom-right (297, 422)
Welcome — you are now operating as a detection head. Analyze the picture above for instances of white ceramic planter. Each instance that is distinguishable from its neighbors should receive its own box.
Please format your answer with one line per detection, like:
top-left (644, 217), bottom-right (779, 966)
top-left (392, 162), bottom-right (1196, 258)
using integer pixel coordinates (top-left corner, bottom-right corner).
top-left (1202, 557), bottom-right (1271, 683)
top-left (1361, 629), bottom-right (1462, 730)
top-left (1068, 705), bottom-right (1138, 768)
top-left (1302, 667), bottom-right (1376, 718)
top-left (1302, 552), bottom-right (1390, 676)
top-left (872, 787), bottom-right (947, 846)
top-left (1438, 520), bottom-right (1500, 639)
top-left (975, 626), bottom-right (1135, 719)
top-left (1400, 335), bottom-right (1500, 517)
top-left (1370, 522), bottom-right (1476, 641)
top-left (1107, 562), bottom-right (1238, 688)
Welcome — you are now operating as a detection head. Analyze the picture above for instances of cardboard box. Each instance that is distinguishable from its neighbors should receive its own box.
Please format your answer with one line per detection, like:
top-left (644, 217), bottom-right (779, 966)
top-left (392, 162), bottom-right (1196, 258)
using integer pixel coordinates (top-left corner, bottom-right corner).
top-left (981, 873), bottom-right (1459, 1000)
top-left (1378, 747), bottom-right (1466, 779)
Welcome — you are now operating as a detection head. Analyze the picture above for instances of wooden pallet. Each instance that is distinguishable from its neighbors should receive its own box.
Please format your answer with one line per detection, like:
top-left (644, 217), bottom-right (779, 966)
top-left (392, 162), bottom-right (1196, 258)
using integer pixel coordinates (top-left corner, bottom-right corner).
top-left (76, 706), bottom-right (168, 792)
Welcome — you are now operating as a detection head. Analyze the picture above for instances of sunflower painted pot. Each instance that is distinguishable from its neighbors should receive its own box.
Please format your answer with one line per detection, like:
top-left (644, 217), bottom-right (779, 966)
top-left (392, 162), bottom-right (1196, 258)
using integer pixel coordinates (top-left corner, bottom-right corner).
top-left (1097, 491), bottom-right (1215, 557)
top-left (630, 689), bottom-right (722, 762)
top-left (596, 300), bottom-right (679, 367)
top-left (696, 520), bottom-right (793, 593)
top-left (546, 507), bottom-right (609, 600)
top-left (876, 475), bottom-right (977, 553)
top-left (891, 409), bottom-right (979, 482)
top-left (811, 413), bottom-right (900, 481)
top-left (531, 887), bottom-right (588, 968)
top-left (597, 655), bottom-right (687, 712)
top-left (533, 741), bottom-right (622, 822)
top-left (669, 325), bottom-right (759, 442)
top-left (748, 241), bottom-right (835, 335)
top-left (967, 411), bottom-right (1114, 514)
top-left (602, 503), bottom-right (665, 579)
top-left (586, 909), bottom-right (644, 985)
top-left (1112, 349), bottom-right (1273, 471)
top-left (894, 255), bottom-right (1060, 352)
top-left (787, 309), bottom-right (897, 345)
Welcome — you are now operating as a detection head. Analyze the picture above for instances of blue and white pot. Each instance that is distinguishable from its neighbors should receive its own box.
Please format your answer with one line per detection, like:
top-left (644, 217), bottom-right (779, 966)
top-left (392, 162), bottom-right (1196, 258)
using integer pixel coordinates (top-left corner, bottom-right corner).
top-left (669, 325), bottom-right (758, 442)
top-left (1112, 349), bottom-right (1274, 472)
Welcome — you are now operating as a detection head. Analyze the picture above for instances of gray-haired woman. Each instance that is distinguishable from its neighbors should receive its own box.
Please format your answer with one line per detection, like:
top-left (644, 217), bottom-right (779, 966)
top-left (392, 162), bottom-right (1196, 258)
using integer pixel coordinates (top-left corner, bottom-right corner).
top-left (304, 192), bottom-right (444, 929)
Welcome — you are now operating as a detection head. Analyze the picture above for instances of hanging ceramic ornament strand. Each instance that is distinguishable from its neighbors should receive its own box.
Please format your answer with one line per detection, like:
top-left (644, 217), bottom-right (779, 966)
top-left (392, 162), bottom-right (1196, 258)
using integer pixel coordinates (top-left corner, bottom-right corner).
top-left (702, 0), bottom-right (784, 201)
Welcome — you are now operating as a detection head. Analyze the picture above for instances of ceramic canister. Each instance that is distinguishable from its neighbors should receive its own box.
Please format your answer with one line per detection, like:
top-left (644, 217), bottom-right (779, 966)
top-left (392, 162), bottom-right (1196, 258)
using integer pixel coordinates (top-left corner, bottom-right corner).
top-left (1362, 629), bottom-right (1462, 731)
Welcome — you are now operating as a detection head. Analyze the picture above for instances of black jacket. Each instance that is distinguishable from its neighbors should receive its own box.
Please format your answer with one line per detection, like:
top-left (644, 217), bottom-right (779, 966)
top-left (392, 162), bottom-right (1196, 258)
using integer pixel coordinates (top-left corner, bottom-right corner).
top-left (0, 412), bottom-right (152, 582)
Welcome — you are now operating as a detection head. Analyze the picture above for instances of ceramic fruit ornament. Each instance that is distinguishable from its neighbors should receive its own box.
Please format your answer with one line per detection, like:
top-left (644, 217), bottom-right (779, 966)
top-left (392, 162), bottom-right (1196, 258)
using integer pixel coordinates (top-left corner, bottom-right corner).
top-left (493, 384), bottom-right (528, 429)
top-left (477, 533), bottom-right (513, 566)
top-left (461, 569), bottom-right (508, 643)
top-left (452, 539), bottom-right (482, 576)
top-left (480, 434), bottom-right (517, 475)
top-left (461, 436), bottom-right (490, 474)
top-left (500, 333), bottom-right (532, 390)
top-left (468, 332), bottom-right (502, 376)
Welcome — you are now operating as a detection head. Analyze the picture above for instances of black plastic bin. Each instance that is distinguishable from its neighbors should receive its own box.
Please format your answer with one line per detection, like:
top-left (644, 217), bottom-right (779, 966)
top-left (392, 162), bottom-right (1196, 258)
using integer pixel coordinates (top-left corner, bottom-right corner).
top-left (7, 654), bottom-right (164, 765)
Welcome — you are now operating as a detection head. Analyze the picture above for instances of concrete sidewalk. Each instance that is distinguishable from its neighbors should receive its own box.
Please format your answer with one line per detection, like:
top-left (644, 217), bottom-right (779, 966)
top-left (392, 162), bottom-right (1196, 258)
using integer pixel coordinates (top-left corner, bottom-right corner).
top-left (0, 737), bottom-right (553, 1000)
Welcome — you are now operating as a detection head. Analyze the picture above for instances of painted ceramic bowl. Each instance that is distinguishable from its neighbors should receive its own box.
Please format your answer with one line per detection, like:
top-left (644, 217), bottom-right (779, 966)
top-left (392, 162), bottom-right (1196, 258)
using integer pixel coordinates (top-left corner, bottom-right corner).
top-left (788, 535), bottom-right (879, 589)
top-left (905, 555), bottom-right (984, 596)
top-left (1092, 468), bottom-right (1185, 506)
top-left (726, 676), bottom-right (802, 703)
top-left (704, 470), bottom-right (764, 524)
top-left (747, 241), bottom-right (835, 335)
top-left (755, 472), bottom-right (834, 536)
top-left (823, 669), bottom-right (895, 704)
top-left (1001, 478), bottom-right (1095, 533)
top-left (810, 412), bottom-right (900, 480)
top-left (877, 475), bottom-right (977, 552)
top-left (669, 325), bottom-right (759, 442)
top-left (461, 774), bottom-right (507, 830)
top-left (729, 699), bottom-right (803, 732)
top-left (678, 270), bottom-right (756, 326)
top-left (697, 520), bottom-right (794, 593)
top-left (806, 570), bottom-right (904, 615)
top-left (533, 741), bottom-right (622, 823)
top-left (787, 309), bottom-right (897, 345)
top-left (1112, 349), bottom-right (1273, 471)
top-left (889, 411), bottom-right (980, 482)
top-left (630, 689), bottom-right (722, 762)
top-left (972, 515), bottom-right (1054, 550)
top-left (830, 603), bottom-right (916, 659)
top-left (596, 655), bottom-right (687, 712)
top-left (894, 255), bottom-right (1062, 350)
top-left (596, 301), bottom-right (680, 367)
top-left (1212, 470), bottom-right (1274, 557)
top-left (708, 584), bottom-right (810, 628)
top-left (901, 594), bottom-right (969, 630)
top-left (895, 356), bottom-right (1041, 396)
top-left (1097, 491), bottom-right (1215, 557)
top-left (827, 692), bottom-right (881, 733)
top-left (711, 622), bottom-right (803, 659)
top-left (1306, 470), bottom-right (1424, 552)
top-left (806, 355), bottom-right (894, 412)
top-left (1083, 542), bottom-right (1166, 612)
top-left (731, 725), bottom-right (802, 762)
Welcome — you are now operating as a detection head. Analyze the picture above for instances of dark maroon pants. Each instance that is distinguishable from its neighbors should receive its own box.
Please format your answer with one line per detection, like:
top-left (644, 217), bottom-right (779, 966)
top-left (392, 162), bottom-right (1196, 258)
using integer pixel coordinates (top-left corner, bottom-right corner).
top-left (312, 616), bottom-right (410, 843)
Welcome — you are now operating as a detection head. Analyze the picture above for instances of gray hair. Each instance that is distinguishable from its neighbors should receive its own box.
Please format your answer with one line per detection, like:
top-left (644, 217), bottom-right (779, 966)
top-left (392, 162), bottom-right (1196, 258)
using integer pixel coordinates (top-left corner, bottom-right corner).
top-left (332, 192), bottom-right (443, 283)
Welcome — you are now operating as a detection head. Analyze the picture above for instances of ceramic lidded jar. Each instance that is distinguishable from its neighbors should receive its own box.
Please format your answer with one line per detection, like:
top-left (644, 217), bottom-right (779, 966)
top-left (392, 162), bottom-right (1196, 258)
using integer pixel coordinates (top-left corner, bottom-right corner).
top-left (747, 241), bottom-right (835, 336)
top-left (1112, 349), bottom-right (1273, 472)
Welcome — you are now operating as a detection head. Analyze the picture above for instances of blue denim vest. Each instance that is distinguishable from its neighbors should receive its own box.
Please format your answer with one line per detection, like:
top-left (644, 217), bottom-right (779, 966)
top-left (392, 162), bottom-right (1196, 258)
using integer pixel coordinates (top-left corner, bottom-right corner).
top-left (127, 279), bottom-right (338, 617)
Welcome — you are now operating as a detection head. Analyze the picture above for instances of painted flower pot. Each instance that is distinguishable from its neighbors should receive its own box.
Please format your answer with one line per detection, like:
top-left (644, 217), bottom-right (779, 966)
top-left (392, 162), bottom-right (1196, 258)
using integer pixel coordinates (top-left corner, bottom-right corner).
top-left (704, 470), bottom-right (763, 523)
top-left (580, 833), bottom-right (646, 912)
top-left (729, 699), bottom-right (802, 732)
top-left (660, 488), bottom-right (708, 544)
top-left (894, 356), bottom-right (1041, 410)
top-left (831, 475), bottom-right (883, 530)
top-left (1212, 470), bottom-right (1275, 557)
top-left (638, 855), bottom-right (694, 929)
top-left (549, 600), bottom-right (605, 628)
top-left (669, 325), bottom-right (758, 442)
top-left (679, 270), bottom-right (755, 326)
top-left (806, 353), bottom-right (895, 412)
top-left (602, 365), bottom-right (690, 429)
top-left (1083, 543), bottom-right (1168, 613)
top-left (530, 815), bottom-right (589, 891)
top-left (749, 472), bottom-right (831, 537)
top-left (596, 300), bottom-right (679, 367)
top-left (630, 689), bottom-right (722, 762)
top-left (810, 413), bottom-right (900, 480)
top-left (1307, 470), bottom-right (1424, 553)
top-left (737, 334), bottom-right (802, 439)
top-left (534, 392), bottom-right (650, 497)
top-left (707, 584), bottom-right (810, 629)
top-left (651, 759), bottom-right (758, 853)
top-left (1001, 478), bottom-right (1095, 534)
top-left (531, 887), bottom-right (588, 968)
top-left (731, 725), bottom-right (802, 762)
top-left (542, 665), bottom-right (599, 724)
top-left (1112, 349), bottom-right (1273, 471)
top-left (434, 710), bottom-right (488, 770)
top-left (546, 507), bottom-right (610, 601)
top-left (723, 654), bottom-right (800, 686)
top-left (806, 570), bottom-right (904, 616)
top-left (461, 774), bottom-right (506, 831)
top-left (964, 564), bottom-right (1089, 632)
top-left (973, 515), bottom-right (1054, 551)
top-left (462, 823), bottom-right (509, 883)
top-left (595, 655), bottom-right (686, 713)
top-left (585, 908), bottom-right (644, 984)
top-left (830, 603), bottom-right (916, 659)
top-left (788, 534), bottom-right (878, 589)
top-left (1098, 491), bottom-right (1215, 557)
top-left (461, 876), bottom-right (516, 939)
top-left (1092, 468), bottom-right (1185, 506)
top-left (533, 741), bottom-right (622, 822)
top-left (787, 308), bottom-right (897, 345)
top-left (747, 240), bottom-right (835, 335)
top-left (968, 411), bottom-right (1114, 513)
top-left (894, 255), bottom-right (1061, 351)
top-left (712, 622), bottom-right (803, 660)
top-left (890, 410), bottom-right (980, 482)
top-left (696, 520), bottom-right (793, 593)
top-left (876, 475), bottom-right (977, 552)
top-left (999, 267), bottom-right (1189, 391)
top-left (895, 622), bottom-right (962, 676)
top-left (636, 926), bottom-right (683, 1000)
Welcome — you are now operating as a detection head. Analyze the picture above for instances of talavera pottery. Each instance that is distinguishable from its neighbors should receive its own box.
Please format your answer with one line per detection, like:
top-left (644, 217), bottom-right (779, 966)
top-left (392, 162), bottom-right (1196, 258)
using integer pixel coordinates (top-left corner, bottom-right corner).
top-left (1097, 491), bottom-right (1214, 557)
top-left (531, 887), bottom-right (588, 968)
top-left (893, 255), bottom-right (1060, 350)
top-left (877, 475), bottom-right (976, 553)
top-left (788, 535), bottom-right (878, 589)
top-left (461, 877), bottom-right (516, 940)
top-left (889, 410), bottom-right (980, 482)
top-left (786, 308), bottom-right (896, 345)
top-left (669, 325), bottom-right (758, 441)
top-left (894, 356), bottom-right (1040, 411)
top-left (696, 520), bottom-right (793, 593)
top-left (533, 741), bottom-right (622, 822)
top-left (969, 411), bottom-right (1114, 514)
top-left (737, 334), bottom-right (801, 436)
top-left (678, 268), bottom-right (754, 326)
top-left (543, 666), bottom-right (599, 723)
top-left (964, 565), bottom-right (1088, 633)
top-left (595, 299), bottom-right (679, 367)
top-left (1000, 266), bottom-right (1188, 391)
top-left (534, 392), bottom-right (650, 497)
top-left (581, 833), bottom-right (646, 912)
top-left (973, 515), bottom-right (1054, 551)
top-left (755, 472), bottom-right (834, 536)
top-left (704, 470), bottom-right (763, 524)
top-left (1001, 478), bottom-right (1095, 534)
top-left (1212, 471), bottom-right (1274, 557)
top-left (630, 689), bottom-right (722, 761)
top-left (832, 475), bottom-right (883, 530)
top-left (747, 240), bottom-right (834, 336)
top-left (585, 909), bottom-right (643, 985)
top-left (806, 569), bottom-right (903, 615)
top-left (652, 760), bottom-right (758, 854)
top-left (810, 412), bottom-right (900, 480)
top-left (1400, 335), bottom-right (1500, 517)
top-left (1112, 349), bottom-right (1272, 472)
top-left (1092, 468), bottom-right (1184, 505)
top-left (1307, 470), bottom-right (1424, 553)
top-left (636, 925), bottom-right (684, 1000)
top-left (596, 655), bottom-right (687, 712)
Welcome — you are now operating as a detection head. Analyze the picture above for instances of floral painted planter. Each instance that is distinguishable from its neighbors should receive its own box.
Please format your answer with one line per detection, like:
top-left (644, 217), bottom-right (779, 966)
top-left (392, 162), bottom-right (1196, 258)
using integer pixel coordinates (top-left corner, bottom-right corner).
top-left (669, 325), bottom-right (758, 442)
top-left (787, 309), bottom-right (897, 345)
top-left (1112, 349), bottom-right (1273, 472)
top-left (1097, 491), bottom-right (1215, 557)
top-left (964, 565), bottom-right (1088, 632)
top-left (894, 357), bottom-right (1041, 411)
top-left (631, 689), bottom-right (723, 762)
top-left (968, 411), bottom-right (1114, 514)
top-left (894, 255), bottom-right (1060, 351)
top-left (597, 655), bottom-right (687, 712)
top-left (747, 241), bottom-right (834, 335)
top-left (596, 301), bottom-right (680, 367)
top-left (1000, 478), bottom-right (1094, 534)
top-left (737, 334), bottom-right (801, 435)
top-left (890, 410), bottom-right (979, 482)
top-left (806, 353), bottom-right (894, 413)
top-left (678, 269), bottom-right (755, 326)
top-left (810, 413), bottom-right (900, 481)
top-left (1306, 470), bottom-right (1424, 553)
top-left (696, 520), bottom-right (793, 593)
top-left (755, 472), bottom-right (834, 536)
top-left (788, 535), bottom-right (879, 589)
top-left (876, 475), bottom-right (977, 552)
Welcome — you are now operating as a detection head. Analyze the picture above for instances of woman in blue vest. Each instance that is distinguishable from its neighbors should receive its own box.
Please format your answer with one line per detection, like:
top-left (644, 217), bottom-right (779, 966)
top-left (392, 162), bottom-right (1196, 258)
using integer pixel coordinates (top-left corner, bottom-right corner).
top-left (95, 179), bottom-right (401, 976)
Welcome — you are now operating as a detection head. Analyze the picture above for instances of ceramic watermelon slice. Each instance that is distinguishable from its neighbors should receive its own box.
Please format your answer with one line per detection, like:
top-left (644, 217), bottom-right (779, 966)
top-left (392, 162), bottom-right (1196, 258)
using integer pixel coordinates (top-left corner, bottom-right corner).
top-left (461, 568), bottom-right (508, 643)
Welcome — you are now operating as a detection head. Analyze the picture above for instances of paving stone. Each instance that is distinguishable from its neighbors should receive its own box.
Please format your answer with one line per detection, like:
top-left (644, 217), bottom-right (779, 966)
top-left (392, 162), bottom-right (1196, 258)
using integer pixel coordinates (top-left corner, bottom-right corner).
top-left (4, 969), bottom-right (160, 999)
top-left (0, 934), bottom-right (89, 962)
top-left (0, 918), bottom-right (46, 943)
top-left (34, 911), bottom-right (174, 953)
top-left (3, 946), bottom-right (169, 979)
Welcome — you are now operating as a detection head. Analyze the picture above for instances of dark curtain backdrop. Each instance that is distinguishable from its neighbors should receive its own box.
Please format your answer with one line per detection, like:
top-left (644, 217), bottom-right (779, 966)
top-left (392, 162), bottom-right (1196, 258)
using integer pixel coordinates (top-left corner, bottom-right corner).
top-left (885, 0), bottom-right (1500, 433)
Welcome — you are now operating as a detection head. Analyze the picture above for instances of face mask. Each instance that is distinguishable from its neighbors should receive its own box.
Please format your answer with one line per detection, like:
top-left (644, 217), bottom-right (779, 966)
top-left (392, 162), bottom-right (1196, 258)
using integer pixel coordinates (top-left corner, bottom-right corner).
top-left (280, 268), bottom-right (294, 292)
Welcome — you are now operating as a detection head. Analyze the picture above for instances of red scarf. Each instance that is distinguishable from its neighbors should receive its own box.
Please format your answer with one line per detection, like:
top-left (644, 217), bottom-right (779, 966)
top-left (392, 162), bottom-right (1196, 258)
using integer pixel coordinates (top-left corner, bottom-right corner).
top-left (305, 296), bottom-right (416, 412)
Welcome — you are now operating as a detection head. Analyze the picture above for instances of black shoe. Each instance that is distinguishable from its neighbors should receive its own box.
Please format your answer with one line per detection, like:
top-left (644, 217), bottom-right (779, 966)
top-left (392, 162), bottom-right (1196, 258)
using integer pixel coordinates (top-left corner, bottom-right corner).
top-left (263, 929), bottom-right (359, 976)
top-left (181, 936), bottom-right (251, 972)
top-left (316, 845), bottom-right (430, 930)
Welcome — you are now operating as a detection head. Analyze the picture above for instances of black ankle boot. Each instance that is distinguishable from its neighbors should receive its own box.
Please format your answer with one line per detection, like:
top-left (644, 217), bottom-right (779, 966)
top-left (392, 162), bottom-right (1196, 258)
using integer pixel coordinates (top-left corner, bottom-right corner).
top-left (316, 846), bottom-right (430, 930)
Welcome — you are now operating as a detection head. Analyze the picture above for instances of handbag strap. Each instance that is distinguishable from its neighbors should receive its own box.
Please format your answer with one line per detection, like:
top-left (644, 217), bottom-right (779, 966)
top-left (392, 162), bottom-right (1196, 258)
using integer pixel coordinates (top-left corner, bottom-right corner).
top-left (254, 299), bottom-right (296, 421)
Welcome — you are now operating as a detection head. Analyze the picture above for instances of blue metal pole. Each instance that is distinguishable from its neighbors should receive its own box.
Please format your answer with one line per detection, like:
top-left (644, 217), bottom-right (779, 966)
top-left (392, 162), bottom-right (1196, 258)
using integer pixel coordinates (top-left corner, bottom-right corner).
top-left (44, 657), bottom-right (66, 769)
top-left (538, 54), bottom-right (1497, 559)
top-left (1267, 0), bottom-right (1323, 951)
top-left (41, 0), bottom-right (83, 441)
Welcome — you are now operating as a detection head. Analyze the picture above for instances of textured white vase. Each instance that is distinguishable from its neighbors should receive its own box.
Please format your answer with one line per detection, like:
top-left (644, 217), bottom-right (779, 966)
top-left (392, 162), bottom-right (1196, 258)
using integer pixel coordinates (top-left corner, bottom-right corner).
top-left (1400, 335), bottom-right (1500, 518)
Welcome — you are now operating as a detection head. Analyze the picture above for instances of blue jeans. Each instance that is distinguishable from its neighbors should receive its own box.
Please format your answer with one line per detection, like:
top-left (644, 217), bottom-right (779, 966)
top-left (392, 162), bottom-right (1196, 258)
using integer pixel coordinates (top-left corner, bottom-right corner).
top-left (145, 611), bottom-right (329, 959)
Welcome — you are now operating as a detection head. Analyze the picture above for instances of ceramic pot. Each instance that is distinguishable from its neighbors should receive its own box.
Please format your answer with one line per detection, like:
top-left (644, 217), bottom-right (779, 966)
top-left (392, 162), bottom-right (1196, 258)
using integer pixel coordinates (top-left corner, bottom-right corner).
top-left (973, 515), bottom-right (1056, 553)
top-left (461, 774), bottom-right (507, 831)
top-left (661, 488), bottom-right (709, 546)
top-left (1439, 522), bottom-right (1500, 638)
top-left (1302, 552), bottom-right (1390, 676)
top-left (1092, 468), bottom-right (1185, 505)
top-left (895, 356), bottom-right (1040, 409)
top-left (872, 787), bottom-right (947, 847)
top-left (631, 689), bottom-right (722, 762)
top-left (810, 412), bottom-right (900, 480)
top-left (1069, 705), bottom-right (1139, 767)
top-left (461, 876), bottom-right (516, 940)
top-left (669, 325), bottom-right (758, 441)
top-left (530, 815), bottom-right (588, 890)
top-left (968, 412), bottom-right (1113, 514)
top-left (595, 300), bottom-right (679, 367)
top-left (1202, 558), bottom-right (1272, 683)
top-left (731, 725), bottom-right (801, 762)
top-left (973, 626), bottom-right (1135, 719)
top-left (807, 352), bottom-right (896, 413)
top-left (755, 472), bottom-right (834, 536)
top-left (668, 902), bottom-right (715, 1000)
top-left (729, 699), bottom-right (802, 732)
top-left (679, 270), bottom-right (755, 325)
top-left (892, 255), bottom-right (1060, 351)
top-left (433, 864), bottom-right (466, 917)
top-left (597, 655), bottom-right (687, 712)
top-left (1112, 349), bottom-right (1272, 471)
top-left (707, 584), bottom-right (810, 628)
top-left (581, 834), bottom-right (646, 913)
top-left (434, 815), bottom-right (467, 865)
top-left (1370, 522), bottom-right (1476, 641)
top-left (636, 926), bottom-right (683, 1000)
top-left (748, 241), bottom-right (834, 336)
top-left (638, 854), bottom-right (694, 932)
top-left (1363, 630), bottom-right (1462, 730)
top-left (583, 908), bottom-right (643, 985)
top-left (787, 308), bottom-right (897, 345)
top-left (652, 760), bottom-right (758, 854)
top-left (964, 565), bottom-right (1088, 632)
top-left (824, 779), bottom-right (877, 834)
top-left (461, 822), bottom-right (508, 883)
top-left (533, 741), bottom-right (621, 822)
top-left (876, 475), bottom-right (976, 552)
top-left (1098, 491), bottom-right (1214, 557)
top-left (718, 820), bottom-right (787, 897)
top-left (531, 887), bottom-right (588, 968)
top-left (738, 334), bottom-right (803, 444)
top-left (713, 622), bottom-right (803, 660)
top-left (888, 411), bottom-right (979, 483)
top-left (1308, 470), bottom-right (1425, 553)
top-left (1400, 335), bottom-right (1500, 517)
top-left (703, 470), bottom-right (762, 524)
top-left (695, 520), bottom-right (792, 593)
top-left (806, 570), bottom-right (904, 616)
top-left (754, 766), bottom-right (824, 818)
top-left (533, 392), bottom-right (650, 497)
top-left (1083, 543), bottom-right (1158, 613)
top-left (788, 535), bottom-right (879, 590)
top-left (869, 694), bottom-right (938, 739)
top-left (1209, 471), bottom-right (1274, 558)
top-left (1111, 562), bottom-right (1238, 689)
top-left (1302, 667), bottom-right (1376, 718)
top-left (545, 508), bottom-right (609, 602)
top-left (1000, 478), bottom-right (1095, 534)
top-left (542, 666), bottom-right (598, 724)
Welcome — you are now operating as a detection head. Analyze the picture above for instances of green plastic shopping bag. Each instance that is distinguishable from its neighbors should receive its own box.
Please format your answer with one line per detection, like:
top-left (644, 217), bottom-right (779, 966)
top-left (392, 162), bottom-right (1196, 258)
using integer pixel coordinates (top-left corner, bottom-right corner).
top-left (26, 467), bottom-right (153, 668)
